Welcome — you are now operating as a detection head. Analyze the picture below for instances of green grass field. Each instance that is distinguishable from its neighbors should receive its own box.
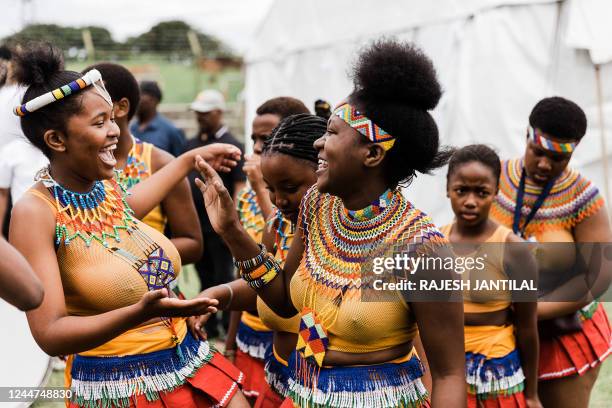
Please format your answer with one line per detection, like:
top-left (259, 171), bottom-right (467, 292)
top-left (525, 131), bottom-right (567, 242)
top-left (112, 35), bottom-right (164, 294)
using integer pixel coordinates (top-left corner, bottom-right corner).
top-left (66, 57), bottom-right (243, 104)
top-left (32, 279), bottom-right (612, 407)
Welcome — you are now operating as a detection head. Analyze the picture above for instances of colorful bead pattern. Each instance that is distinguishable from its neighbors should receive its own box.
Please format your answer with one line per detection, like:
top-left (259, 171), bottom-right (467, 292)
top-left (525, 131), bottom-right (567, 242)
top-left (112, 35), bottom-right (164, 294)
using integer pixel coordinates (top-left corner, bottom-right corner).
top-left (296, 308), bottom-right (329, 367)
top-left (528, 126), bottom-right (577, 153)
top-left (334, 103), bottom-right (396, 151)
top-left (138, 247), bottom-right (176, 290)
top-left (299, 186), bottom-right (445, 297)
top-left (295, 186), bottom-right (445, 365)
top-left (271, 209), bottom-right (294, 263)
top-left (15, 69), bottom-right (100, 117)
top-left (116, 139), bottom-right (150, 189)
top-left (236, 187), bottom-right (266, 242)
top-left (38, 169), bottom-right (136, 248)
top-left (491, 159), bottom-right (604, 238)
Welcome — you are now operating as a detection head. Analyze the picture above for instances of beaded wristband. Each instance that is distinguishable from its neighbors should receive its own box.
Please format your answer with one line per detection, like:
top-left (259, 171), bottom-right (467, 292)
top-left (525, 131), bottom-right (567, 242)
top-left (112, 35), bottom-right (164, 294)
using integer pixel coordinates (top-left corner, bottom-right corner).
top-left (233, 243), bottom-right (267, 271)
top-left (240, 255), bottom-right (281, 289)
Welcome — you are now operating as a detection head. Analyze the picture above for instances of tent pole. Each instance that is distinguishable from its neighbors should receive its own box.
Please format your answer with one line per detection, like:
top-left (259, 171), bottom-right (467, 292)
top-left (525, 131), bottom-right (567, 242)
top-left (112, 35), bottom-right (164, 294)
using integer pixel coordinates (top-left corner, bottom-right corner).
top-left (594, 64), bottom-right (612, 220)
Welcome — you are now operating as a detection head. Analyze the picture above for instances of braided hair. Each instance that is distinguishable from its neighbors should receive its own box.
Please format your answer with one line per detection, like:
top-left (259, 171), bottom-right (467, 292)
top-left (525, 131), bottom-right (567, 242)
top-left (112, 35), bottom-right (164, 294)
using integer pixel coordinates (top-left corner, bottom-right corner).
top-left (262, 113), bottom-right (325, 166)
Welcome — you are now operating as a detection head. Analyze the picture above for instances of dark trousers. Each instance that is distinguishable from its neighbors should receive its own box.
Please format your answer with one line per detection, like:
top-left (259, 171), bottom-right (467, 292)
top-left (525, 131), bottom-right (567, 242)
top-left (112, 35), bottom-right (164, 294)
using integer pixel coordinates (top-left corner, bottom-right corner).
top-left (195, 232), bottom-right (235, 337)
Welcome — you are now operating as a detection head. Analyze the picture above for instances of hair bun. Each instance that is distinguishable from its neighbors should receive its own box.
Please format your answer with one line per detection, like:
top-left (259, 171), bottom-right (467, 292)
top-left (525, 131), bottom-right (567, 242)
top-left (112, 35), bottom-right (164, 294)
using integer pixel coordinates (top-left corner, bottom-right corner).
top-left (352, 39), bottom-right (441, 111)
top-left (14, 42), bottom-right (64, 87)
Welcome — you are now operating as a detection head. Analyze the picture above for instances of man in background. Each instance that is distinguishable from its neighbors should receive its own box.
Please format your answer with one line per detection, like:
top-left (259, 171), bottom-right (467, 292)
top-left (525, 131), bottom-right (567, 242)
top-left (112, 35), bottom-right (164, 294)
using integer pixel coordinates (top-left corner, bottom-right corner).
top-left (184, 89), bottom-right (246, 338)
top-left (130, 80), bottom-right (185, 157)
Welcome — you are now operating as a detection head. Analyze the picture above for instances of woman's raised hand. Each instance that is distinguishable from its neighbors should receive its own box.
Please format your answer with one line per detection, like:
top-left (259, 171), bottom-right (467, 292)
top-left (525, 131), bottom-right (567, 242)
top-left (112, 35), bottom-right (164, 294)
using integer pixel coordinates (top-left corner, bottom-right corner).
top-left (137, 288), bottom-right (219, 320)
top-left (188, 143), bottom-right (241, 173)
top-left (194, 156), bottom-right (240, 235)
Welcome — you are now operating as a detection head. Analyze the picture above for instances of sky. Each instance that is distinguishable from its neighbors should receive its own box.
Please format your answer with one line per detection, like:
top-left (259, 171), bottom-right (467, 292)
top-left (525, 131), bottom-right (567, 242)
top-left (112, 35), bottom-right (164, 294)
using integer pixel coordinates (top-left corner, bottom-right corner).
top-left (0, 0), bottom-right (275, 54)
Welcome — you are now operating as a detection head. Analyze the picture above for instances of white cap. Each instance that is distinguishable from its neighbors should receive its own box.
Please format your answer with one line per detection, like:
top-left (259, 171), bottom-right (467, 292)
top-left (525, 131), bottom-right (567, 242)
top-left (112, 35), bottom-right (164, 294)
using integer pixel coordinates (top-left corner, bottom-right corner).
top-left (190, 89), bottom-right (226, 112)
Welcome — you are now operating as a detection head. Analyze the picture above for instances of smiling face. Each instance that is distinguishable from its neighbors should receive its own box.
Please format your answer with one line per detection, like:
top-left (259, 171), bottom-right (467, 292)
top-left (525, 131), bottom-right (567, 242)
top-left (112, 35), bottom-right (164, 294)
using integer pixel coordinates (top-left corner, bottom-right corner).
top-left (313, 115), bottom-right (369, 195)
top-left (261, 153), bottom-right (317, 223)
top-left (447, 161), bottom-right (498, 228)
top-left (524, 129), bottom-right (573, 185)
top-left (251, 113), bottom-right (280, 155)
top-left (56, 89), bottom-right (120, 181)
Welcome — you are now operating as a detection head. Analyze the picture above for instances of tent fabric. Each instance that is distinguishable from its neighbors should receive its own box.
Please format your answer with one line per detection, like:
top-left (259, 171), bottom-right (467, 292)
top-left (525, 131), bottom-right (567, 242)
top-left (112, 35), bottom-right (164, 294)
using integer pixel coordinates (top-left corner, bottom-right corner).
top-left (245, 0), bottom-right (612, 225)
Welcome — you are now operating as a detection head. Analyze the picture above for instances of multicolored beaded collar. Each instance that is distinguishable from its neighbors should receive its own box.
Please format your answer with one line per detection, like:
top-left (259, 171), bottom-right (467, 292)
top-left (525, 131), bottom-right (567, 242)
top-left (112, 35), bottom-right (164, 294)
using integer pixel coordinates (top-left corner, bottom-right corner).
top-left (334, 103), bottom-right (396, 151)
top-left (527, 126), bottom-right (577, 153)
top-left (37, 167), bottom-right (136, 247)
top-left (344, 189), bottom-right (395, 221)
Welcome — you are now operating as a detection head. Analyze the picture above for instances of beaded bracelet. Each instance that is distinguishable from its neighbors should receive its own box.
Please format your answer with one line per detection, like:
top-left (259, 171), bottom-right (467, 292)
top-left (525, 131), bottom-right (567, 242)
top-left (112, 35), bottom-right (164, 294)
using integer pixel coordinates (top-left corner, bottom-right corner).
top-left (240, 255), bottom-right (281, 289)
top-left (233, 243), bottom-right (267, 271)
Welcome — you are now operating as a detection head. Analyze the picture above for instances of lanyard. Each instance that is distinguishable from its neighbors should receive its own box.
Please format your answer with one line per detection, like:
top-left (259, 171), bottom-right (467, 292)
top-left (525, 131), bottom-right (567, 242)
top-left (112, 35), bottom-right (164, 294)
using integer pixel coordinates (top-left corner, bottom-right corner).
top-left (513, 168), bottom-right (555, 238)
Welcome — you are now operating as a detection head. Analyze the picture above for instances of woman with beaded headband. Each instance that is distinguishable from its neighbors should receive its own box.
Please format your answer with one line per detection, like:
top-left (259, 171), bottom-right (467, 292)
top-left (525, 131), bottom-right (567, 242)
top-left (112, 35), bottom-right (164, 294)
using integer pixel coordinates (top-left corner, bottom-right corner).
top-left (9, 43), bottom-right (249, 407)
top-left (223, 98), bottom-right (310, 402)
top-left (442, 145), bottom-right (542, 408)
top-left (490, 97), bottom-right (612, 407)
top-left (192, 113), bottom-right (324, 407)
top-left (195, 39), bottom-right (467, 407)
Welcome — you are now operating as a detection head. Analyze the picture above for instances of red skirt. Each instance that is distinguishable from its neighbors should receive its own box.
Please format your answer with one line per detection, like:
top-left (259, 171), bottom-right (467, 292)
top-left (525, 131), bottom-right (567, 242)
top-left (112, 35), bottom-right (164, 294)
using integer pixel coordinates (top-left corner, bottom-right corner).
top-left (235, 349), bottom-right (267, 398)
top-left (468, 392), bottom-right (526, 408)
top-left (538, 303), bottom-right (611, 380)
top-left (68, 353), bottom-right (243, 408)
top-left (254, 381), bottom-right (285, 408)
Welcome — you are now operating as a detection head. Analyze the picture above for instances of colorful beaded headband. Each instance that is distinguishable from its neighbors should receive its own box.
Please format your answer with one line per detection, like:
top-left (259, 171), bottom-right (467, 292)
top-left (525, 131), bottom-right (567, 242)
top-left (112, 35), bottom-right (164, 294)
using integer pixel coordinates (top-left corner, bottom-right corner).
top-left (527, 126), bottom-right (577, 153)
top-left (334, 103), bottom-right (396, 151)
top-left (14, 69), bottom-right (103, 117)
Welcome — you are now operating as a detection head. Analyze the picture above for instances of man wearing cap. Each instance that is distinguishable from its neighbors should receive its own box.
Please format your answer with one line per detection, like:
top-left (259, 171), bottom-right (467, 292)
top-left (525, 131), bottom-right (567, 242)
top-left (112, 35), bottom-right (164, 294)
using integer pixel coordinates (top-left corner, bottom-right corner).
top-left (184, 89), bottom-right (246, 338)
top-left (130, 80), bottom-right (186, 157)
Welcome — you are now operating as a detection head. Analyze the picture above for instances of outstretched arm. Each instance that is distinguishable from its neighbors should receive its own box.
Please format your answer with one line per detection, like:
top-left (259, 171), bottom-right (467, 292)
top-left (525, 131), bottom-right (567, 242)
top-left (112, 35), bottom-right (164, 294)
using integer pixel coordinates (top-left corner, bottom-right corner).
top-left (194, 158), bottom-right (301, 317)
top-left (10, 193), bottom-right (218, 356)
top-left (128, 143), bottom-right (241, 219)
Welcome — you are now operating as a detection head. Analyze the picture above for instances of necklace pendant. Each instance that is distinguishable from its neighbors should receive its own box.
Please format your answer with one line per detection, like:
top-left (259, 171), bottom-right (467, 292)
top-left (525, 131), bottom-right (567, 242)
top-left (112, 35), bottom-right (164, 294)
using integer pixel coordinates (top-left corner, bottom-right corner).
top-left (296, 308), bottom-right (329, 367)
top-left (138, 247), bottom-right (176, 291)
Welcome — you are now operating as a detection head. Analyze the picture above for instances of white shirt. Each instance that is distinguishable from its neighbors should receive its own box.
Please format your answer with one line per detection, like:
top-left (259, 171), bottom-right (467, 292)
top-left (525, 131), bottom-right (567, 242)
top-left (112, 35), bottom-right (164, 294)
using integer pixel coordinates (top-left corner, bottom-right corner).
top-left (0, 138), bottom-right (48, 202)
top-left (0, 84), bottom-right (27, 148)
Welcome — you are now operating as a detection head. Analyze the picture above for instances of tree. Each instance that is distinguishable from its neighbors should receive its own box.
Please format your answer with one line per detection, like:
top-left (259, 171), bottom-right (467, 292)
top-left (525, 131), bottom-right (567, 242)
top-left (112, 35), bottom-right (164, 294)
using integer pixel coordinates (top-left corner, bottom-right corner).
top-left (125, 20), bottom-right (234, 58)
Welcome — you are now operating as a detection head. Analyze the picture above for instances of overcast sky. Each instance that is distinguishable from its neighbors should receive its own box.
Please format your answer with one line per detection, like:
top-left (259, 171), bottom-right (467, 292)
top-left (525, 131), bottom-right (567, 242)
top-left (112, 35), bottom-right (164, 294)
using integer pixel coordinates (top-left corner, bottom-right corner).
top-left (0, 0), bottom-right (275, 53)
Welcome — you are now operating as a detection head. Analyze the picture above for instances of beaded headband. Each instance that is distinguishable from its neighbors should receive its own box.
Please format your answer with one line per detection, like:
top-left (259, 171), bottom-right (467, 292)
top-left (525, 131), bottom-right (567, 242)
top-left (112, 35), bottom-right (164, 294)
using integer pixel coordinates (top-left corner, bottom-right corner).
top-left (14, 69), bottom-right (110, 117)
top-left (527, 126), bottom-right (577, 153)
top-left (334, 103), bottom-right (396, 151)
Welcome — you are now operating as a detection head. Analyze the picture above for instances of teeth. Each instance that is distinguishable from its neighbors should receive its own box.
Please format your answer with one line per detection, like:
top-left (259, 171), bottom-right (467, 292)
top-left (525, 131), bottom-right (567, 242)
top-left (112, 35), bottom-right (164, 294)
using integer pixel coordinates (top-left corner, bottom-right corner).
top-left (100, 144), bottom-right (117, 152)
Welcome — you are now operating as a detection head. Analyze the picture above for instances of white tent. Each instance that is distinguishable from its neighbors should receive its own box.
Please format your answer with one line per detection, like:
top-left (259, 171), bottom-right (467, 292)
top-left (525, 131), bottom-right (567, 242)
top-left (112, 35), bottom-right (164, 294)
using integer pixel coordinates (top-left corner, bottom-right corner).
top-left (244, 0), bottom-right (612, 225)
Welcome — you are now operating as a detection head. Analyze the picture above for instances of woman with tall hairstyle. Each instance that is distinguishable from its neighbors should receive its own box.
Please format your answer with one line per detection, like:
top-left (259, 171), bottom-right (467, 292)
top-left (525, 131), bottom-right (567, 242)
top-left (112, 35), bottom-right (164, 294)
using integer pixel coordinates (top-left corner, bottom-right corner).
top-left (10, 43), bottom-right (248, 407)
top-left (195, 39), bottom-right (466, 407)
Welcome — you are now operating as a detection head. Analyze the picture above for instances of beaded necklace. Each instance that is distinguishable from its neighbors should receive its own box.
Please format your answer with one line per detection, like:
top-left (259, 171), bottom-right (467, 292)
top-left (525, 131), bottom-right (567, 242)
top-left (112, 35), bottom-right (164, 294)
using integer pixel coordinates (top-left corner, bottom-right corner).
top-left (116, 138), bottom-right (149, 190)
top-left (271, 209), bottom-right (294, 263)
top-left (491, 159), bottom-right (603, 238)
top-left (237, 187), bottom-right (266, 241)
top-left (296, 186), bottom-right (445, 367)
top-left (38, 168), bottom-right (182, 355)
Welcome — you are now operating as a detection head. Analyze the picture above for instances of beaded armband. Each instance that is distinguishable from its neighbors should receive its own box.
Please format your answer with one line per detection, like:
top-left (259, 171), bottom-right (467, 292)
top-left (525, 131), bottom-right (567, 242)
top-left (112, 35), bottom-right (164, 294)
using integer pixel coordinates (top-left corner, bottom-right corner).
top-left (240, 255), bottom-right (281, 289)
top-left (233, 243), bottom-right (267, 270)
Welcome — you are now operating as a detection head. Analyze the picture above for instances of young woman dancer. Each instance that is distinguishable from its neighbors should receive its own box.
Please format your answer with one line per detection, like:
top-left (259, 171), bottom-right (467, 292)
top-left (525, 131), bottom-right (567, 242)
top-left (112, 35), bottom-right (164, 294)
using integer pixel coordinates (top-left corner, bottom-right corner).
top-left (442, 145), bottom-right (541, 407)
top-left (229, 98), bottom-right (310, 401)
top-left (195, 39), bottom-right (466, 407)
top-left (191, 114), bottom-right (324, 406)
top-left (84, 62), bottom-right (203, 264)
top-left (490, 97), bottom-right (612, 408)
top-left (10, 43), bottom-right (248, 407)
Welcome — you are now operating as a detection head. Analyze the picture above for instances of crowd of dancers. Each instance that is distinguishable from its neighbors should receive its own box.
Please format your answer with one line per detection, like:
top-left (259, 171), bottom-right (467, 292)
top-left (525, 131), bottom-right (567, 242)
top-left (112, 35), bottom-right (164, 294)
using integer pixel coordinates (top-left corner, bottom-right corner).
top-left (0, 38), bottom-right (610, 408)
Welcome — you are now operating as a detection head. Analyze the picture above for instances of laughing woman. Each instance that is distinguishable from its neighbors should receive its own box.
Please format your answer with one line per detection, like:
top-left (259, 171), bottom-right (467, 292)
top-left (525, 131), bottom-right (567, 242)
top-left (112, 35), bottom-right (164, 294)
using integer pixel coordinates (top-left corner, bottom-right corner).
top-left (195, 39), bottom-right (466, 407)
top-left (10, 43), bottom-right (248, 407)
